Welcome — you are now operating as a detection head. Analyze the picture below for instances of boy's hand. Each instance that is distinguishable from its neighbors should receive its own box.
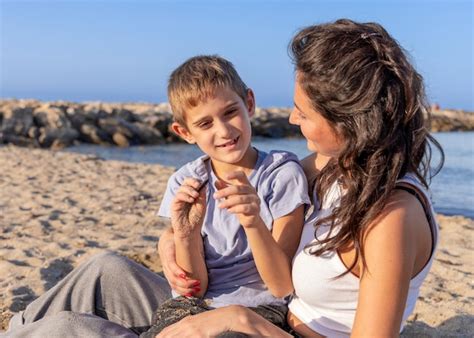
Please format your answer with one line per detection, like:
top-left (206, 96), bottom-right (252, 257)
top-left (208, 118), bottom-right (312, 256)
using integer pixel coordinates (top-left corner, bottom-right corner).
top-left (213, 171), bottom-right (262, 228)
top-left (171, 178), bottom-right (207, 238)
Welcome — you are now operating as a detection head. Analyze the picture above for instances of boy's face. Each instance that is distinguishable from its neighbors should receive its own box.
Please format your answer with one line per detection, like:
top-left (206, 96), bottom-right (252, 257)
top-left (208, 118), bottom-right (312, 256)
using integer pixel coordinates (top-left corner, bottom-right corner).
top-left (172, 87), bottom-right (255, 168)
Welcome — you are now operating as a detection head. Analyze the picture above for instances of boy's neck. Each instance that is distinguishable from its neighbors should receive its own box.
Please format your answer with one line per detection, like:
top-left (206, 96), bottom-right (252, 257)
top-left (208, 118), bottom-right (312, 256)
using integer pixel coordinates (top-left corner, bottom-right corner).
top-left (210, 146), bottom-right (258, 181)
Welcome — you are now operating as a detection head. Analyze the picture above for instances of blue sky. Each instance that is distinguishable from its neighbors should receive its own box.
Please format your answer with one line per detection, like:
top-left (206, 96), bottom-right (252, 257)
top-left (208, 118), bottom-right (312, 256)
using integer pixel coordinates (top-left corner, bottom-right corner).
top-left (1, 0), bottom-right (473, 110)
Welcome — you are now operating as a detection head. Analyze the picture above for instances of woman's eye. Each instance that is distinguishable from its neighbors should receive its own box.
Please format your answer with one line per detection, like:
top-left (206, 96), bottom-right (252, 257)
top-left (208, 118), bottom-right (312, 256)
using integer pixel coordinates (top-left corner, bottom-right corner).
top-left (298, 111), bottom-right (306, 119)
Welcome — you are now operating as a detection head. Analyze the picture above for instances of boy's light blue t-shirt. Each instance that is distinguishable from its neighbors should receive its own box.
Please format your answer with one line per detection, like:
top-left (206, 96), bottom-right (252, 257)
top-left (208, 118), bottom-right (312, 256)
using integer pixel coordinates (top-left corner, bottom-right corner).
top-left (158, 148), bottom-right (310, 308)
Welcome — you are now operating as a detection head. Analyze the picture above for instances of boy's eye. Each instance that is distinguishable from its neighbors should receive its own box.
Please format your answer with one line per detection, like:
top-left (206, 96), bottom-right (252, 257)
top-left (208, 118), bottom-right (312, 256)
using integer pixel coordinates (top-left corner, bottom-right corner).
top-left (198, 121), bottom-right (212, 129)
top-left (225, 109), bottom-right (238, 117)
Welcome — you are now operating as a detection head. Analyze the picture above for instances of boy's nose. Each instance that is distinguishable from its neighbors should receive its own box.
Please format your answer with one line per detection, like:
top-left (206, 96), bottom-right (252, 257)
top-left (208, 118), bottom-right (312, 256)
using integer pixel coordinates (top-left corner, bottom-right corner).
top-left (215, 121), bottom-right (233, 137)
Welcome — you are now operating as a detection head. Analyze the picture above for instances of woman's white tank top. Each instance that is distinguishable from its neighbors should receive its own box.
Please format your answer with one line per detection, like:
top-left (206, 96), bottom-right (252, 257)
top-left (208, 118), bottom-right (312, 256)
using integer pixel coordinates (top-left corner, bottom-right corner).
top-left (288, 174), bottom-right (438, 337)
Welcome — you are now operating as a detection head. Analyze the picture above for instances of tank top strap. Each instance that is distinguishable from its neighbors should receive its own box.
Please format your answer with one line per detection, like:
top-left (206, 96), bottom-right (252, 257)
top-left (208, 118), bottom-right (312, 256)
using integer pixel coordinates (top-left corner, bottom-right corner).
top-left (395, 174), bottom-right (438, 253)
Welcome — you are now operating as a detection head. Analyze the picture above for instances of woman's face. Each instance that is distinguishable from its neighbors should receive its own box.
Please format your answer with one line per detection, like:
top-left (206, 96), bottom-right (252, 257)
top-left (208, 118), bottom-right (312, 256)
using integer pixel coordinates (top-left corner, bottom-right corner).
top-left (289, 79), bottom-right (344, 157)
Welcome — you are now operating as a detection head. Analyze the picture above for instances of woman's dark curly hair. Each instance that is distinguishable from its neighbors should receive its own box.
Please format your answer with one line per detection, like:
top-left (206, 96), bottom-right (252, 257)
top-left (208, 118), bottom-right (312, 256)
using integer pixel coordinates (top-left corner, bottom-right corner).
top-left (290, 19), bottom-right (444, 274)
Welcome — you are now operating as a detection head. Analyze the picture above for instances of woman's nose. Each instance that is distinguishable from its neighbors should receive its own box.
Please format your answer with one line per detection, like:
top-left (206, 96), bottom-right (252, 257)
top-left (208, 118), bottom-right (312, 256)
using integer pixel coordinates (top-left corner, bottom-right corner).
top-left (289, 109), bottom-right (299, 125)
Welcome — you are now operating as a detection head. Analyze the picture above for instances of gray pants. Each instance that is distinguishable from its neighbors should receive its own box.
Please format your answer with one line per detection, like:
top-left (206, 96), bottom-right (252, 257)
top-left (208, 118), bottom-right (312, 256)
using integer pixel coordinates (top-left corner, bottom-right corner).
top-left (2, 251), bottom-right (172, 338)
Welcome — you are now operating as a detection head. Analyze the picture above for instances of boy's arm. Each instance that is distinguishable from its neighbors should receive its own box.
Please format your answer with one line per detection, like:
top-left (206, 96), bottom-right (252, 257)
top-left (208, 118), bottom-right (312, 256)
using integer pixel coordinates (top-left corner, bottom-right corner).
top-left (242, 205), bottom-right (304, 297)
top-left (214, 171), bottom-right (305, 298)
top-left (170, 178), bottom-right (209, 297)
top-left (157, 227), bottom-right (201, 296)
top-left (174, 230), bottom-right (207, 297)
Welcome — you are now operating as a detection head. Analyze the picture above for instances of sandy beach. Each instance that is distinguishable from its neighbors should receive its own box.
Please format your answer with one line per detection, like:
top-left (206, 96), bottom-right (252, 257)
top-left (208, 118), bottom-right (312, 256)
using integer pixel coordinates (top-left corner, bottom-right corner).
top-left (0, 145), bottom-right (472, 336)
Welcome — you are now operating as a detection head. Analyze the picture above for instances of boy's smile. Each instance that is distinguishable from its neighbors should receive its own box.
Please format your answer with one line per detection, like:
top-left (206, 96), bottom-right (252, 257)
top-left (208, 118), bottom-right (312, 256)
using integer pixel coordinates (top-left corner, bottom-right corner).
top-left (172, 86), bottom-right (257, 177)
top-left (216, 136), bottom-right (239, 148)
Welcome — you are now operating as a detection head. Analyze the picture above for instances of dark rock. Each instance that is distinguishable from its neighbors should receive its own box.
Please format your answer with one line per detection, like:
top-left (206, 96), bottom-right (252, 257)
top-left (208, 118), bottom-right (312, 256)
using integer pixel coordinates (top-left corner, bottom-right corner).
top-left (33, 105), bottom-right (71, 129)
top-left (38, 127), bottom-right (80, 148)
top-left (83, 105), bottom-right (110, 120)
top-left (0, 133), bottom-right (38, 147)
top-left (1, 107), bottom-right (34, 136)
top-left (98, 117), bottom-right (132, 136)
top-left (27, 126), bottom-right (40, 139)
top-left (67, 107), bottom-right (98, 130)
top-left (132, 122), bottom-right (164, 144)
top-left (251, 116), bottom-right (301, 138)
top-left (79, 123), bottom-right (112, 144)
top-left (142, 113), bottom-right (173, 136)
top-left (97, 117), bottom-right (164, 145)
top-left (112, 108), bottom-right (138, 122)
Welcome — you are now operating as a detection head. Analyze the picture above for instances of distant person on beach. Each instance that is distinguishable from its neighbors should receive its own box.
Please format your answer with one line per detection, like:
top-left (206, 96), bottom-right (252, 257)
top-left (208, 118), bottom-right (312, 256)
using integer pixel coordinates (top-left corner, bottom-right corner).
top-left (2, 55), bottom-right (309, 337)
top-left (156, 19), bottom-right (445, 337)
top-left (3, 19), bottom-right (445, 338)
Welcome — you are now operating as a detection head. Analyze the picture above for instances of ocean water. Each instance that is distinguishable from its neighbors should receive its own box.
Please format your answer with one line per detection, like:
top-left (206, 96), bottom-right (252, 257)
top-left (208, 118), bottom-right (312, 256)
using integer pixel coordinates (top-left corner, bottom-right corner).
top-left (66, 132), bottom-right (474, 218)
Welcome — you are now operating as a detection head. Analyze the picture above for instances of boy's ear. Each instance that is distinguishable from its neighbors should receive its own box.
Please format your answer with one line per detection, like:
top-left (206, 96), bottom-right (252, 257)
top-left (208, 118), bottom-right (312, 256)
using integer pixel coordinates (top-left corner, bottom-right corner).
top-left (246, 88), bottom-right (256, 118)
top-left (171, 122), bottom-right (196, 144)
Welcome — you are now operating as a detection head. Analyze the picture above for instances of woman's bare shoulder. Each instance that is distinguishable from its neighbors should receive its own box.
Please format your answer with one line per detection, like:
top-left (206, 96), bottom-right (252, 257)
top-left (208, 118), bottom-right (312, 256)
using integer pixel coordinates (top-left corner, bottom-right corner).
top-left (363, 189), bottom-right (432, 276)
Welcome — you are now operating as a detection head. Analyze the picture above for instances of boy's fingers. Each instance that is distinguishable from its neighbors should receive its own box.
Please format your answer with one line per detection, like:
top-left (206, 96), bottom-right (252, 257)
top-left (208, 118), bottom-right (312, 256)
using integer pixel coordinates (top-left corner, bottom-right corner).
top-left (226, 203), bottom-right (257, 215)
top-left (218, 195), bottom-right (256, 209)
top-left (175, 192), bottom-right (196, 204)
top-left (213, 185), bottom-right (254, 200)
top-left (182, 177), bottom-right (205, 190)
top-left (177, 185), bottom-right (200, 198)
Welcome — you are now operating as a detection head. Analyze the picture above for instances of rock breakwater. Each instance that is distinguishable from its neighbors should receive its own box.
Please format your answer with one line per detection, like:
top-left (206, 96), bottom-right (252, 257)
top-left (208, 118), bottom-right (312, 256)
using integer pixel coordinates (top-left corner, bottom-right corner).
top-left (0, 99), bottom-right (472, 148)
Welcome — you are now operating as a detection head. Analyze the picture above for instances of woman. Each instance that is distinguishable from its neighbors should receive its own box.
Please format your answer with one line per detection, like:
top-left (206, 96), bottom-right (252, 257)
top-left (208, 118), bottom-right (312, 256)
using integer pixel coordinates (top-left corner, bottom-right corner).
top-left (156, 19), bottom-right (444, 337)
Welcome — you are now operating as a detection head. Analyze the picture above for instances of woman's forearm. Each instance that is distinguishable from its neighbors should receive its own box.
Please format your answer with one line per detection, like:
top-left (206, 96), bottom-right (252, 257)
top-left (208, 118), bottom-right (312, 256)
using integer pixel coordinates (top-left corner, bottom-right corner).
top-left (157, 305), bottom-right (292, 337)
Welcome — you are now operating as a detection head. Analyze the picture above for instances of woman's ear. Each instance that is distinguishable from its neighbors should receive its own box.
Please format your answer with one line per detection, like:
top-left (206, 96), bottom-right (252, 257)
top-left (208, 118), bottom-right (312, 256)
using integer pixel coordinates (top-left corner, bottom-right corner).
top-left (171, 122), bottom-right (196, 144)
top-left (246, 88), bottom-right (256, 118)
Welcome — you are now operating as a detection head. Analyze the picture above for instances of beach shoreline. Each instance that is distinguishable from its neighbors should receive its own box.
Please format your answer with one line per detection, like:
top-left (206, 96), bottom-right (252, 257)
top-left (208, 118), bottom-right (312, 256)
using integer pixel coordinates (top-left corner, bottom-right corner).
top-left (1, 145), bottom-right (472, 336)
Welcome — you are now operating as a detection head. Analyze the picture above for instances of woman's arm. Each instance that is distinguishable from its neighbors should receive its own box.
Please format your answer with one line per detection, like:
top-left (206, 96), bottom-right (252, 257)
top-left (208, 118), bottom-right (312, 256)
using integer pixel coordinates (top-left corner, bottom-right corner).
top-left (351, 190), bottom-right (432, 337)
top-left (157, 305), bottom-right (292, 338)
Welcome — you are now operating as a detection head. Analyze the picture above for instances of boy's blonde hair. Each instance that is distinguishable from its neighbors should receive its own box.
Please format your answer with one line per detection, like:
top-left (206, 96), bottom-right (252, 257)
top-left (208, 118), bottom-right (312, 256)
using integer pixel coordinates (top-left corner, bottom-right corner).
top-left (168, 55), bottom-right (248, 126)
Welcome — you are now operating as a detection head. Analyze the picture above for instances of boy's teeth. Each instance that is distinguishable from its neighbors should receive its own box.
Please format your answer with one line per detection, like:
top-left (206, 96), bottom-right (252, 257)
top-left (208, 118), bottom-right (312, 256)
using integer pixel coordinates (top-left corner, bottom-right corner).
top-left (220, 138), bottom-right (237, 147)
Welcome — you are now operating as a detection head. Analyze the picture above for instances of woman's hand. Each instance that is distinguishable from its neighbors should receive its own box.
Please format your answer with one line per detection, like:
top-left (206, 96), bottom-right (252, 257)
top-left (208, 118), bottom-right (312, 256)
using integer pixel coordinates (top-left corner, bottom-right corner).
top-left (158, 228), bottom-right (201, 296)
top-left (213, 171), bottom-right (262, 228)
top-left (170, 178), bottom-right (207, 238)
top-left (156, 305), bottom-right (292, 338)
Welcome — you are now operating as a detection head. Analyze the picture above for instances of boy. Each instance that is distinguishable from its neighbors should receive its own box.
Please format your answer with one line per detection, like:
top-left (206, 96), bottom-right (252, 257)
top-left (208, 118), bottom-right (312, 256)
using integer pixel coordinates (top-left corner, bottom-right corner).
top-left (142, 55), bottom-right (309, 336)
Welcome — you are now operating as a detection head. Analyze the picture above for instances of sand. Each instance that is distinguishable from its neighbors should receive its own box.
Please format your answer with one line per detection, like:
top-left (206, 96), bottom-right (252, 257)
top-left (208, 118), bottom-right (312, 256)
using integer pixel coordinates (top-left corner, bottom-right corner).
top-left (0, 145), bottom-right (472, 336)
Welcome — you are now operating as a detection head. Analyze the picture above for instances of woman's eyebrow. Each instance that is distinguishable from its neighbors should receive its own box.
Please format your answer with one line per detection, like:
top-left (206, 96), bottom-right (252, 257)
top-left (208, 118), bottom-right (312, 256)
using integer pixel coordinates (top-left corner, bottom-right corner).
top-left (293, 101), bottom-right (305, 113)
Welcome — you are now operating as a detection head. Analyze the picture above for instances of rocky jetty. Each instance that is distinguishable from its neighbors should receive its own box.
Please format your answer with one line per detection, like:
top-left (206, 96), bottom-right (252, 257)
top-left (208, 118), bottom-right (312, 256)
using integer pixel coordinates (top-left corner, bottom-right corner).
top-left (0, 99), bottom-right (472, 148)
